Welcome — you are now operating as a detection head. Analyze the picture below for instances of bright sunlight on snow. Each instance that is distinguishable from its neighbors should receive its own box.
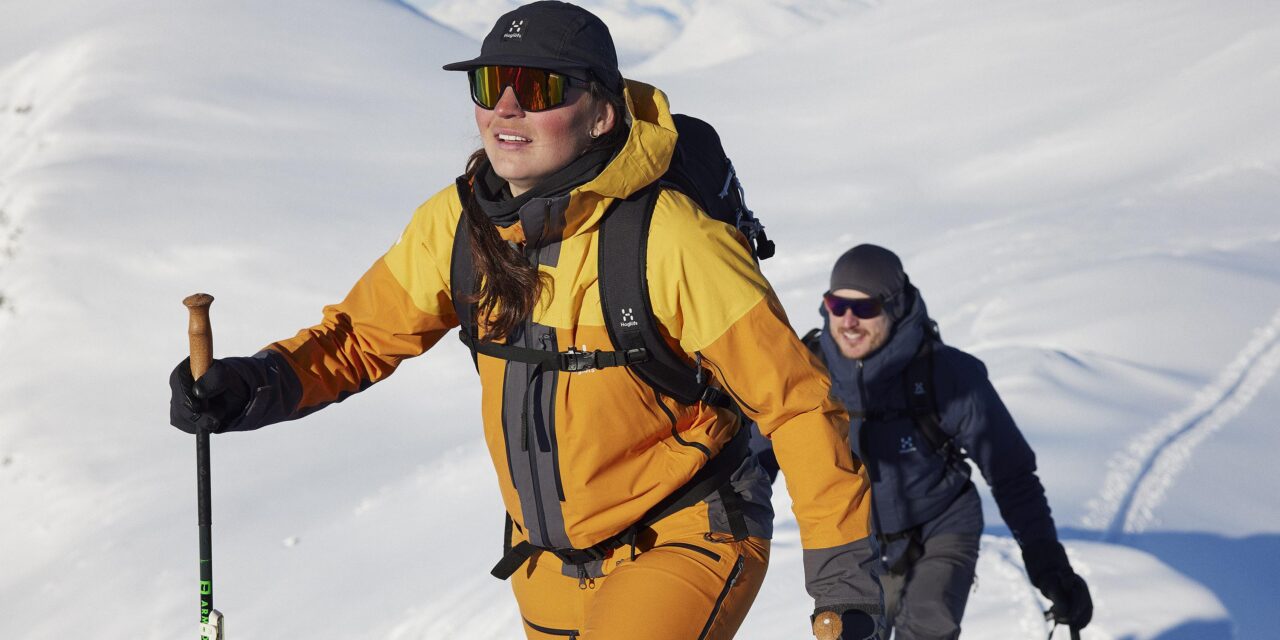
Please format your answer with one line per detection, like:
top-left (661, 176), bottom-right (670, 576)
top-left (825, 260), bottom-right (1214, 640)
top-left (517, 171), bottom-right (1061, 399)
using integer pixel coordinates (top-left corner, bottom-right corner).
top-left (1, 1), bottom-right (1277, 638)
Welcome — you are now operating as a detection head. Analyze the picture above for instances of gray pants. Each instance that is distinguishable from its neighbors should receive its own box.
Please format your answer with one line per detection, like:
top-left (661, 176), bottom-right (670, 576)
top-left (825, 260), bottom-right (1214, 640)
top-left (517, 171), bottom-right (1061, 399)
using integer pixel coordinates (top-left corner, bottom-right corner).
top-left (878, 533), bottom-right (980, 640)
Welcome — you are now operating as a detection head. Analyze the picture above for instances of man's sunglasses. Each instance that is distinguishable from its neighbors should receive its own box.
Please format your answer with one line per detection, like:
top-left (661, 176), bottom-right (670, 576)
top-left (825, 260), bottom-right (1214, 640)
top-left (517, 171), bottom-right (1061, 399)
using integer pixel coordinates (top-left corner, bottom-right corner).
top-left (823, 292), bottom-right (885, 319)
top-left (468, 65), bottom-right (589, 112)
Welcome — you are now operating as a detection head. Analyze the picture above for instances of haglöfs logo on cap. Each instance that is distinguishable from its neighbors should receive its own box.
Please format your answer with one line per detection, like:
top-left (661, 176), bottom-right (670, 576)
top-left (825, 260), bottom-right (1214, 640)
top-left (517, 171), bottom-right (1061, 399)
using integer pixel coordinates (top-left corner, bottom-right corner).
top-left (504, 19), bottom-right (525, 40)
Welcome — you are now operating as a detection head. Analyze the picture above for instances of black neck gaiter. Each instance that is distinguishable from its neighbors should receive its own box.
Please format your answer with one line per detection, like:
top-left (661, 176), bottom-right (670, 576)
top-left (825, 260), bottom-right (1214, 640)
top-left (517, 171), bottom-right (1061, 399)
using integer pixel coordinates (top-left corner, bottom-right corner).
top-left (472, 145), bottom-right (617, 227)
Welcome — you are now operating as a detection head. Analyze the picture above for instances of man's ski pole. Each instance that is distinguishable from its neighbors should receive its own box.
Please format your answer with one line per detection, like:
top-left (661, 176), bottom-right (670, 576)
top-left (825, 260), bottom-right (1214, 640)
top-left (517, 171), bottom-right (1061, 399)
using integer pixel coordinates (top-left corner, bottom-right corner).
top-left (185, 293), bottom-right (225, 640)
top-left (1045, 616), bottom-right (1081, 640)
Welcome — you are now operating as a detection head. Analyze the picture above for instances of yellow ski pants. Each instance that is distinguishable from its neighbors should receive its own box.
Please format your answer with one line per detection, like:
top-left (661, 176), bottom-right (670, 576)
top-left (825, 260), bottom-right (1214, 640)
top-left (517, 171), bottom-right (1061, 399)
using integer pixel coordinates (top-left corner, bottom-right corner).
top-left (510, 505), bottom-right (770, 639)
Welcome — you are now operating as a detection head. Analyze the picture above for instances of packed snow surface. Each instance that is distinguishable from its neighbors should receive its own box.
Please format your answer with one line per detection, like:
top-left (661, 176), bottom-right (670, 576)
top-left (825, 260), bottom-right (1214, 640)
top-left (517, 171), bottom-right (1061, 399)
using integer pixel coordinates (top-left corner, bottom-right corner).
top-left (1, 0), bottom-right (1277, 638)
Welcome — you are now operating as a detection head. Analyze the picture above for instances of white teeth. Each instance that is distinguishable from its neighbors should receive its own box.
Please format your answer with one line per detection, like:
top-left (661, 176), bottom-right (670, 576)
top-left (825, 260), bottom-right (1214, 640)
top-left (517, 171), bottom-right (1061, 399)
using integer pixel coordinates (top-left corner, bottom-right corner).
top-left (498, 134), bottom-right (530, 142)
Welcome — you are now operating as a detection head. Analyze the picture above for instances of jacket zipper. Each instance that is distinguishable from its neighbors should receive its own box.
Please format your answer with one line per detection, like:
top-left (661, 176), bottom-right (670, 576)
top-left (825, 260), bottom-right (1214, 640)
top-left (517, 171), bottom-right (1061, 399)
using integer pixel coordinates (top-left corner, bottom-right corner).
top-left (696, 555), bottom-right (746, 640)
top-left (523, 618), bottom-right (580, 638)
top-left (699, 353), bottom-right (759, 414)
top-left (654, 541), bottom-right (722, 562)
top-left (656, 389), bottom-right (712, 459)
top-left (543, 331), bottom-right (566, 501)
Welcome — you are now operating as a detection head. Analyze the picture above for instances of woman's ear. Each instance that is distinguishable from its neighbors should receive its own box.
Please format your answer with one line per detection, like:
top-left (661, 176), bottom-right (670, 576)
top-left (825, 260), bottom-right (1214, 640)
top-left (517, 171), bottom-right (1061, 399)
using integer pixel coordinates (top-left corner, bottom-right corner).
top-left (592, 100), bottom-right (617, 138)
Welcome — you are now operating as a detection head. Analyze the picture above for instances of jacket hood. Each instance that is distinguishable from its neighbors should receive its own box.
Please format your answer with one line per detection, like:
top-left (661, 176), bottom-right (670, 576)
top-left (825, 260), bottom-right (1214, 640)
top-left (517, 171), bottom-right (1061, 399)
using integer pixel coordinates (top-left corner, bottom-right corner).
top-left (820, 285), bottom-right (931, 409)
top-left (563, 79), bottom-right (676, 232)
top-left (476, 79), bottom-right (677, 250)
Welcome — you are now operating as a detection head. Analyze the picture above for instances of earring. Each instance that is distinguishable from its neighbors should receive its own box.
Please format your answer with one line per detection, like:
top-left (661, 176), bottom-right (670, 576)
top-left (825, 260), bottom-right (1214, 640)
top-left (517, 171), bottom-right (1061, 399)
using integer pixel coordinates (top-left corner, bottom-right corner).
top-left (588, 129), bottom-right (600, 139)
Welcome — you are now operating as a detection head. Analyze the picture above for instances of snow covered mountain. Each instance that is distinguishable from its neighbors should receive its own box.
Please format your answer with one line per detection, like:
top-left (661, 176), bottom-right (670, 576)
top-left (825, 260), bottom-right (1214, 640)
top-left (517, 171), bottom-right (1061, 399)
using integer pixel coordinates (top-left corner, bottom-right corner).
top-left (2, 0), bottom-right (1277, 638)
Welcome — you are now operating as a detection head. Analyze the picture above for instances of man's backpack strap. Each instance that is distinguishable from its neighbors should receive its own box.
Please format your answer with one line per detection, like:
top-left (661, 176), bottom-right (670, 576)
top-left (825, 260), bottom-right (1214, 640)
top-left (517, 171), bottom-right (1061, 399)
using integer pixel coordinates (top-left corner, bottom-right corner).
top-left (903, 337), bottom-right (966, 469)
top-left (598, 184), bottom-right (724, 408)
top-left (800, 327), bottom-right (824, 363)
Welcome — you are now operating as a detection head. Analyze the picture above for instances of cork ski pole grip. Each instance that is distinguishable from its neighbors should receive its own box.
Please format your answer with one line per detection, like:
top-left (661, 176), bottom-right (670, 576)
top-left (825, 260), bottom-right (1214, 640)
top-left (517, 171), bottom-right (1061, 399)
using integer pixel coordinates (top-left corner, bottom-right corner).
top-left (813, 611), bottom-right (843, 640)
top-left (184, 293), bottom-right (214, 380)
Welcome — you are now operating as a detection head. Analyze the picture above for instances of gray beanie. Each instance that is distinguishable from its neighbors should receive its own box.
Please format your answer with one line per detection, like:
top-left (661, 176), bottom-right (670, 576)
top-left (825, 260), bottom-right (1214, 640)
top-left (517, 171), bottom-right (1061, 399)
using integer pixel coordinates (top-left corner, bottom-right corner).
top-left (828, 244), bottom-right (913, 322)
top-left (829, 244), bottom-right (906, 298)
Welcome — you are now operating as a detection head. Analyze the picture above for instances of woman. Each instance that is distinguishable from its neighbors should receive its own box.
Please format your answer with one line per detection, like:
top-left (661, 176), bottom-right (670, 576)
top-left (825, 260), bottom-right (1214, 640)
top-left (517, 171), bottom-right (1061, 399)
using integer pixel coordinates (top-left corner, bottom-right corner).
top-left (168, 2), bottom-right (881, 638)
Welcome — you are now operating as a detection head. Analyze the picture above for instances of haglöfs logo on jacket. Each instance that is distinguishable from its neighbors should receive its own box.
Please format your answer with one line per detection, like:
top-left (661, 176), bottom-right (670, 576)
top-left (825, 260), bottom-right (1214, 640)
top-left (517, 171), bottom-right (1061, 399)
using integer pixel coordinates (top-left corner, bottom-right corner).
top-left (504, 19), bottom-right (525, 40)
top-left (899, 436), bottom-right (918, 454)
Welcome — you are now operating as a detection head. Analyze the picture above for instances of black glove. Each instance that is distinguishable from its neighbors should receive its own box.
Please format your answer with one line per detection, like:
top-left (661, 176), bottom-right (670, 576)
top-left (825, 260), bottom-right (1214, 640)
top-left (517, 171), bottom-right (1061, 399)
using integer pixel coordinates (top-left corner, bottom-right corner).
top-left (169, 357), bottom-right (250, 434)
top-left (1022, 539), bottom-right (1093, 630)
top-left (839, 609), bottom-right (878, 640)
top-left (1041, 570), bottom-right (1093, 630)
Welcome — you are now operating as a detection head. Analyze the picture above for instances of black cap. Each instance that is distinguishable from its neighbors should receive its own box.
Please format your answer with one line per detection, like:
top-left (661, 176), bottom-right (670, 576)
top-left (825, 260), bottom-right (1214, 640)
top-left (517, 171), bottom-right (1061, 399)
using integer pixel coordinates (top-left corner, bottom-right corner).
top-left (443, 1), bottom-right (623, 95)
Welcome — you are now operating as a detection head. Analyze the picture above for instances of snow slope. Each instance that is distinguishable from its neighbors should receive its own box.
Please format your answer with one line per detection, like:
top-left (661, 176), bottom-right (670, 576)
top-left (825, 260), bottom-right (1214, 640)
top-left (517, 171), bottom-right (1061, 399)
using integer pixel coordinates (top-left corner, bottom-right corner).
top-left (1, 0), bottom-right (1278, 638)
top-left (404, 0), bottom-right (866, 71)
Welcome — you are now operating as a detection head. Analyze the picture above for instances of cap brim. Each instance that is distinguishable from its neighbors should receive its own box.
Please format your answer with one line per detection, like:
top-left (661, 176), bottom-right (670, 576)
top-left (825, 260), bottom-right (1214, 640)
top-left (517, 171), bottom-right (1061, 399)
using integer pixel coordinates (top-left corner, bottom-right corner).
top-left (442, 54), bottom-right (592, 77)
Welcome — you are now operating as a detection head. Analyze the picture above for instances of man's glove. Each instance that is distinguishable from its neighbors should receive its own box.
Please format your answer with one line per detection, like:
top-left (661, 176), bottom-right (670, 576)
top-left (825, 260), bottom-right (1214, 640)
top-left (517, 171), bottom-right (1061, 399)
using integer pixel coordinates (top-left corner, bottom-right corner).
top-left (812, 608), bottom-right (878, 640)
top-left (1022, 539), bottom-right (1093, 630)
top-left (169, 357), bottom-right (250, 434)
top-left (838, 610), bottom-right (878, 640)
top-left (1040, 570), bottom-right (1093, 630)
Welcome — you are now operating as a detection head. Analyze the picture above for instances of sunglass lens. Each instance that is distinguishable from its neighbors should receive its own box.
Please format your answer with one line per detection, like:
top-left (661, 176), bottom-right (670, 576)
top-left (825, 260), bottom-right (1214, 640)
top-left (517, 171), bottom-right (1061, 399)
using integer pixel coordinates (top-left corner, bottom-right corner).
top-left (470, 67), bottom-right (502, 109)
top-left (824, 294), bottom-right (883, 319)
top-left (850, 299), bottom-right (883, 319)
top-left (470, 66), bottom-right (568, 112)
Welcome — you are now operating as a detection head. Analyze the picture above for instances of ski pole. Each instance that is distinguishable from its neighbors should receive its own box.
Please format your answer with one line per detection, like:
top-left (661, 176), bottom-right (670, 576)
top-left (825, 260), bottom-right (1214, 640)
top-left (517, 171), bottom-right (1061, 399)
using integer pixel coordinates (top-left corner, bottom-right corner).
top-left (812, 611), bottom-right (842, 640)
top-left (1045, 617), bottom-right (1081, 640)
top-left (185, 293), bottom-right (225, 640)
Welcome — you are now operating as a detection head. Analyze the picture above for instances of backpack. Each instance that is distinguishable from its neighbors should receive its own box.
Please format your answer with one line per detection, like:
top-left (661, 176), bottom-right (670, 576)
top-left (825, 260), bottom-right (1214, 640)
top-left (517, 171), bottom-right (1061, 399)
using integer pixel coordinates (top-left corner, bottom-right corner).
top-left (449, 114), bottom-right (767, 578)
top-left (452, 113), bottom-right (774, 407)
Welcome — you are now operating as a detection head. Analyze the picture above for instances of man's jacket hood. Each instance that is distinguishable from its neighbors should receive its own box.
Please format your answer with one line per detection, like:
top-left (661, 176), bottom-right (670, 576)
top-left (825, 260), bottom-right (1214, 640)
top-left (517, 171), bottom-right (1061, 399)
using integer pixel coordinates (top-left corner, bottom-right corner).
top-left (819, 285), bottom-right (929, 413)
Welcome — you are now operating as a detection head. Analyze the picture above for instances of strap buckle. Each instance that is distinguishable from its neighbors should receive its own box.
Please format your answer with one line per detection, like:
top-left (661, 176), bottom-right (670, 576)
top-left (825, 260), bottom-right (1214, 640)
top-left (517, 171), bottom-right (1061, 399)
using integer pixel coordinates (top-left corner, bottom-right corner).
top-left (560, 347), bottom-right (649, 372)
top-left (553, 545), bottom-right (609, 565)
top-left (561, 347), bottom-right (599, 373)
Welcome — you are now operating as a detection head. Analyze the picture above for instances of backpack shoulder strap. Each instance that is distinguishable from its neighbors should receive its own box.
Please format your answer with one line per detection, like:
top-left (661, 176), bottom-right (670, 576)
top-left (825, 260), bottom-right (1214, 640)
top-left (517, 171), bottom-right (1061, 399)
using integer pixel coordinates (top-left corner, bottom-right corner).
top-left (449, 177), bottom-right (480, 371)
top-left (597, 184), bottom-right (728, 408)
top-left (449, 179), bottom-right (653, 375)
top-left (904, 337), bottom-right (965, 468)
top-left (800, 328), bottom-right (824, 362)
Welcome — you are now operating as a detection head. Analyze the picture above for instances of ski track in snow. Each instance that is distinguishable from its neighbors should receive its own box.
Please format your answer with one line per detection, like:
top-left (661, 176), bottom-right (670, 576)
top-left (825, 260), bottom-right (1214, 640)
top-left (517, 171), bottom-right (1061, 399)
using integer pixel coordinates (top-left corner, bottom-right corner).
top-left (986, 536), bottom-right (1054, 638)
top-left (1085, 306), bottom-right (1280, 538)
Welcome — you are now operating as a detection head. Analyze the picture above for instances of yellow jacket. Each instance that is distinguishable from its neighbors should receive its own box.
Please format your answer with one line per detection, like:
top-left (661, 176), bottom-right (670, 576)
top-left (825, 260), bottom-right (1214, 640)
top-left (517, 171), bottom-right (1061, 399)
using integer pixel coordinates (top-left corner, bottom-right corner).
top-left (256, 80), bottom-right (878, 612)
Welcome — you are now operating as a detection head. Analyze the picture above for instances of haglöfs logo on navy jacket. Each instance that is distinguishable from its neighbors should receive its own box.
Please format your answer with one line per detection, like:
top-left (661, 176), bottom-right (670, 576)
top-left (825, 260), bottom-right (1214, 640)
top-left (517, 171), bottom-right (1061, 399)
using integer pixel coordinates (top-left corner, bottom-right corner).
top-left (899, 436), bottom-right (918, 454)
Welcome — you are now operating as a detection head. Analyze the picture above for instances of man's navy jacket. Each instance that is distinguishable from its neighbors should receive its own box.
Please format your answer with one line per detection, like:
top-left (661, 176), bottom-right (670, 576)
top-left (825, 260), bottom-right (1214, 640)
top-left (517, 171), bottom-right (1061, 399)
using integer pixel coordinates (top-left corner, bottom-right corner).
top-left (755, 287), bottom-right (1062, 555)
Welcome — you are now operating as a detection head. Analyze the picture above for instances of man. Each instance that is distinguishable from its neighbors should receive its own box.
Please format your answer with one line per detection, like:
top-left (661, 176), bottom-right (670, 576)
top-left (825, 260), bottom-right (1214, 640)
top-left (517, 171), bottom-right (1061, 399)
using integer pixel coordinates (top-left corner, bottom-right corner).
top-left (756, 244), bottom-right (1092, 639)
